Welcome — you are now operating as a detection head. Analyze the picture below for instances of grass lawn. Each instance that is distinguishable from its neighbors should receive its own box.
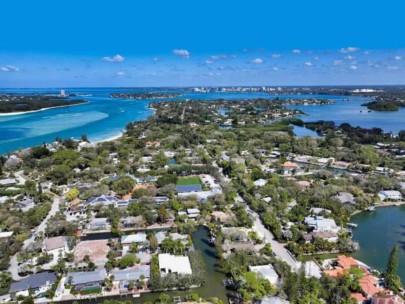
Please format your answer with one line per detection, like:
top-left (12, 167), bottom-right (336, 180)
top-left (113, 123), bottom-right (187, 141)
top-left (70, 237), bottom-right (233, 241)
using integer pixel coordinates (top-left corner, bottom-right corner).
top-left (177, 176), bottom-right (203, 186)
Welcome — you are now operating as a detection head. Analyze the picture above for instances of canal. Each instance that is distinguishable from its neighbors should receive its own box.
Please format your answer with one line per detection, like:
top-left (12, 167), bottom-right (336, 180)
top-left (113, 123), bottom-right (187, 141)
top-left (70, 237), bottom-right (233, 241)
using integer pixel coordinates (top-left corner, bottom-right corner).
top-left (77, 226), bottom-right (227, 303)
top-left (351, 206), bottom-right (405, 282)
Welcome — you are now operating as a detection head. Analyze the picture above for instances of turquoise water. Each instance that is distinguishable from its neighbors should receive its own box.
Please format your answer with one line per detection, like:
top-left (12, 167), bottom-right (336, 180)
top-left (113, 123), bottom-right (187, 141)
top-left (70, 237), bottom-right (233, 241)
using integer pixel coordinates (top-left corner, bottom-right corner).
top-left (351, 206), bottom-right (405, 282)
top-left (0, 89), bottom-right (404, 154)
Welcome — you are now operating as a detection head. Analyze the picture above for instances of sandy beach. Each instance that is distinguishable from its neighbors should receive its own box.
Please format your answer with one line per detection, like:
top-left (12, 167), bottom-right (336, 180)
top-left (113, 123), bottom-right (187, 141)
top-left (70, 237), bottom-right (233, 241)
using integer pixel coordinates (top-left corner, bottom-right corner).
top-left (0, 101), bottom-right (88, 117)
top-left (93, 132), bottom-right (123, 144)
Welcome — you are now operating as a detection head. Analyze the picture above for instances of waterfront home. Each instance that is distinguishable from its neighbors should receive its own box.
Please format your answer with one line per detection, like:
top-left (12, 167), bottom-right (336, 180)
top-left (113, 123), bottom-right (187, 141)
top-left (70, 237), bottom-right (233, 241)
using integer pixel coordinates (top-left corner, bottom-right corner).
top-left (309, 207), bottom-right (331, 215)
top-left (158, 253), bottom-right (192, 275)
top-left (334, 192), bottom-right (356, 205)
top-left (43, 236), bottom-right (68, 257)
top-left (121, 233), bottom-right (149, 247)
top-left (222, 240), bottom-right (257, 256)
top-left (311, 231), bottom-right (339, 242)
top-left (248, 264), bottom-right (279, 285)
top-left (359, 274), bottom-right (384, 298)
top-left (9, 272), bottom-right (57, 298)
top-left (86, 195), bottom-right (117, 207)
top-left (281, 161), bottom-right (300, 176)
top-left (258, 296), bottom-right (290, 304)
top-left (378, 190), bottom-right (403, 201)
top-left (67, 269), bottom-right (107, 291)
top-left (112, 265), bottom-right (150, 292)
top-left (304, 216), bottom-right (340, 233)
top-left (371, 295), bottom-right (405, 304)
top-left (88, 217), bottom-right (109, 231)
top-left (155, 231), bottom-right (189, 245)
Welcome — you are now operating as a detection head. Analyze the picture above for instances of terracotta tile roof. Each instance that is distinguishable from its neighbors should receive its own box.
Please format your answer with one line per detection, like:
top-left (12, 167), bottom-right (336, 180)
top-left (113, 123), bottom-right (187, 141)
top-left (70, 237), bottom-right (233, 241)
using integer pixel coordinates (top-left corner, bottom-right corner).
top-left (351, 292), bottom-right (367, 303)
top-left (372, 295), bottom-right (405, 304)
top-left (282, 161), bottom-right (299, 168)
top-left (359, 275), bottom-right (381, 297)
top-left (323, 266), bottom-right (346, 278)
top-left (337, 255), bottom-right (358, 269)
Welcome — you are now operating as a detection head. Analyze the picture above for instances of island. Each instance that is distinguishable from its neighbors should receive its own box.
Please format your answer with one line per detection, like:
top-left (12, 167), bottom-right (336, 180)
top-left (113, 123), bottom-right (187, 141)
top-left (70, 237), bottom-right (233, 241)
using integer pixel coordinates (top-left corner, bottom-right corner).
top-left (361, 100), bottom-right (405, 111)
top-left (110, 92), bottom-right (182, 99)
top-left (0, 94), bottom-right (87, 114)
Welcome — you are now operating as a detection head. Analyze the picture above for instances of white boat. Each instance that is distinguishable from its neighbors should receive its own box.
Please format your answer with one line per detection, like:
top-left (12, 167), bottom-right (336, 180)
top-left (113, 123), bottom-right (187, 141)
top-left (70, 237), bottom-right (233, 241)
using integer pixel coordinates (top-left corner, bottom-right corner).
top-left (367, 206), bottom-right (376, 212)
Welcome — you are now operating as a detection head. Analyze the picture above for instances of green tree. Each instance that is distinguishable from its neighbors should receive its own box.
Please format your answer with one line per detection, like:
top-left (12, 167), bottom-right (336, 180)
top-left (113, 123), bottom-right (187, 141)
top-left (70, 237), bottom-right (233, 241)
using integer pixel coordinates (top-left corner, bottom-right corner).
top-left (65, 188), bottom-right (80, 201)
top-left (387, 245), bottom-right (399, 275)
top-left (112, 177), bottom-right (136, 196)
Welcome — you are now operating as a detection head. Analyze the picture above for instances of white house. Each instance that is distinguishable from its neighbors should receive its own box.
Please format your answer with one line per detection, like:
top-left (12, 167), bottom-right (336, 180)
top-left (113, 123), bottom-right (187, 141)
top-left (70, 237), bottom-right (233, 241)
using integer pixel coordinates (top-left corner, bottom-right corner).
top-left (304, 216), bottom-right (340, 233)
top-left (158, 253), bottom-right (192, 275)
top-left (248, 264), bottom-right (279, 285)
top-left (379, 190), bottom-right (403, 201)
top-left (253, 179), bottom-right (267, 187)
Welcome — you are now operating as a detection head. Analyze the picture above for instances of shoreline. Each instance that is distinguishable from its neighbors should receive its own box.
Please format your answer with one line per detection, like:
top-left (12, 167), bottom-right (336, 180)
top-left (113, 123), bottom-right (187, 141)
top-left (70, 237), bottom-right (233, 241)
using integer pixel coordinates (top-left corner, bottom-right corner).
top-left (0, 101), bottom-right (88, 117)
top-left (93, 132), bottom-right (124, 144)
top-left (350, 201), bottom-right (405, 217)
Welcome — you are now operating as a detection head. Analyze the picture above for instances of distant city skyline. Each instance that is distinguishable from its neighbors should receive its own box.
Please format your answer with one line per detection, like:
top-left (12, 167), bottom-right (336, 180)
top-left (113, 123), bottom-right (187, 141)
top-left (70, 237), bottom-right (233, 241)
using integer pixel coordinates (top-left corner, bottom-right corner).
top-left (2, 1), bottom-right (405, 87)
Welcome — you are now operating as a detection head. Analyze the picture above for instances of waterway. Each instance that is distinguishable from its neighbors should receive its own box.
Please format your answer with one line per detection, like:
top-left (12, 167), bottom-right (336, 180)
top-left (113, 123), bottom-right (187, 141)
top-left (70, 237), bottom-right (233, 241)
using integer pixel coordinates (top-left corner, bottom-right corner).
top-left (3, 88), bottom-right (405, 154)
top-left (351, 206), bottom-right (405, 282)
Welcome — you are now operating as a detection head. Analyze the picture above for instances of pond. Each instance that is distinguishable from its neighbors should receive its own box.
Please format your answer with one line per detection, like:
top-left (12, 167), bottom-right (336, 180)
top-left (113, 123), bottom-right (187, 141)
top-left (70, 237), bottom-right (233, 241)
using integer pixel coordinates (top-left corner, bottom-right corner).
top-left (351, 206), bottom-right (405, 282)
top-left (75, 226), bottom-right (227, 303)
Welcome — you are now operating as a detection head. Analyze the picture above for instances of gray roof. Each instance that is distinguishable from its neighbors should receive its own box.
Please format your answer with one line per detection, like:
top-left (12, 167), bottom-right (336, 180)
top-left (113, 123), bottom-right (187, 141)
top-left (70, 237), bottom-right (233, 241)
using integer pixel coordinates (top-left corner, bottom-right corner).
top-left (176, 184), bottom-right (202, 193)
top-left (112, 265), bottom-right (150, 281)
top-left (86, 195), bottom-right (117, 206)
top-left (68, 269), bottom-right (107, 285)
top-left (9, 272), bottom-right (57, 293)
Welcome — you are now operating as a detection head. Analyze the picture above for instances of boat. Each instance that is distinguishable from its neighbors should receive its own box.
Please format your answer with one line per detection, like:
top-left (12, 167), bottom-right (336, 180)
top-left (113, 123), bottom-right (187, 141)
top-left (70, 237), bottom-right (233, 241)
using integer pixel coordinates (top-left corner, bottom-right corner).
top-left (347, 223), bottom-right (358, 228)
top-left (367, 206), bottom-right (376, 212)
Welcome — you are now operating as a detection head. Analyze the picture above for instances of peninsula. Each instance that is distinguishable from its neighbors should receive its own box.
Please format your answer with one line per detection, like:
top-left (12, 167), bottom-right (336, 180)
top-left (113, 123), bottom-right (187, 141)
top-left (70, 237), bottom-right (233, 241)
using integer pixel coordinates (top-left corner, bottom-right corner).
top-left (0, 95), bottom-right (87, 114)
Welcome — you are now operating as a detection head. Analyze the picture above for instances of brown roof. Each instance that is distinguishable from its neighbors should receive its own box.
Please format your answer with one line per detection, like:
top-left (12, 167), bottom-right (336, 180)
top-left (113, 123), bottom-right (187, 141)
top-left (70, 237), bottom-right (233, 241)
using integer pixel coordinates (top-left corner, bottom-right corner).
top-left (44, 236), bottom-right (66, 251)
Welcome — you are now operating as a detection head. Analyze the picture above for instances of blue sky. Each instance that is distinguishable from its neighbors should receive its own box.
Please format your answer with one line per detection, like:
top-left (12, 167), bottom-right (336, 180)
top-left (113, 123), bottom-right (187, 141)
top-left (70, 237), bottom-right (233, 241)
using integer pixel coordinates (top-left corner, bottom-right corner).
top-left (1, 0), bottom-right (405, 87)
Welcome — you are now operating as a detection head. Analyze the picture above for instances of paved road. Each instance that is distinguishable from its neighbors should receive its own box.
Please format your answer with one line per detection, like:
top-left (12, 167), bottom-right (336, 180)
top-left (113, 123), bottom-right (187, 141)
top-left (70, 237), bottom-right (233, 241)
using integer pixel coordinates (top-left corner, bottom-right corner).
top-left (246, 203), bottom-right (301, 271)
top-left (8, 196), bottom-right (61, 280)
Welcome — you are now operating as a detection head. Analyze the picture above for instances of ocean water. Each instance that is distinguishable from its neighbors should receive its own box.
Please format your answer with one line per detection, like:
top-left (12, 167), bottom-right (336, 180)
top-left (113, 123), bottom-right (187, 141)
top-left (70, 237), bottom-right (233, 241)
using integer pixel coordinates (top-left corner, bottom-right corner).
top-left (0, 88), bottom-right (404, 154)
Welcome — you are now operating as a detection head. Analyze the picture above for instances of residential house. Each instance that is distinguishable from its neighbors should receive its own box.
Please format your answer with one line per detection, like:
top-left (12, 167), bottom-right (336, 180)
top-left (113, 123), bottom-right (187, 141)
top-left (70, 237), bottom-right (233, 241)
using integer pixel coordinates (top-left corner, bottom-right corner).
top-left (86, 195), bottom-right (117, 207)
top-left (9, 272), bottom-right (57, 298)
top-left (67, 269), bottom-right (107, 291)
top-left (281, 162), bottom-right (300, 176)
top-left (89, 218), bottom-right (109, 231)
top-left (334, 192), bottom-right (356, 205)
top-left (332, 161), bottom-right (351, 170)
top-left (121, 233), bottom-right (149, 247)
top-left (253, 179), bottom-right (267, 187)
top-left (304, 216), bottom-right (340, 233)
top-left (155, 231), bottom-right (189, 245)
top-left (379, 191), bottom-right (403, 201)
top-left (187, 208), bottom-right (200, 219)
top-left (0, 179), bottom-right (16, 187)
top-left (371, 295), bottom-right (405, 304)
top-left (0, 231), bottom-right (13, 240)
top-left (248, 264), bottom-right (279, 285)
top-left (158, 253), bottom-right (192, 275)
top-left (121, 216), bottom-right (143, 228)
top-left (112, 265), bottom-right (150, 291)
top-left (44, 236), bottom-right (68, 257)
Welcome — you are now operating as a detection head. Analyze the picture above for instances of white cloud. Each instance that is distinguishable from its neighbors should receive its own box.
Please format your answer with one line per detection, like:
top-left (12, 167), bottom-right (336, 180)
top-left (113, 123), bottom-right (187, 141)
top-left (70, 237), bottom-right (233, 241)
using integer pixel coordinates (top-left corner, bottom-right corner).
top-left (271, 54), bottom-right (282, 58)
top-left (304, 62), bottom-right (313, 66)
top-left (273, 67), bottom-right (279, 71)
top-left (333, 60), bottom-right (343, 66)
top-left (292, 49), bottom-right (301, 54)
top-left (173, 49), bottom-right (190, 58)
top-left (1, 65), bottom-right (20, 72)
top-left (345, 55), bottom-right (355, 60)
top-left (388, 66), bottom-right (399, 70)
top-left (152, 57), bottom-right (159, 62)
top-left (250, 58), bottom-right (264, 64)
top-left (350, 65), bottom-right (358, 70)
top-left (102, 54), bottom-right (125, 62)
top-left (340, 47), bottom-right (359, 53)
top-left (395, 56), bottom-right (402, 60)
top-left (115, 71), bottom-right (125, 76)
top-left (205, 60), bottom-right (214, 64)
top-left (314, 56), bottom-right (319, 60)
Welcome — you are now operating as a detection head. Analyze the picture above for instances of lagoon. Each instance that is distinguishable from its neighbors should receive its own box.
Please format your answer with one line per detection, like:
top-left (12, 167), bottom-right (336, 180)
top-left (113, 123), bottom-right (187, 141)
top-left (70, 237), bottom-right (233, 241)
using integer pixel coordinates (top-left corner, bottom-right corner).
top-left (1, 88), bottom-right (405, 154)
top-left (351, 206), bottom-right (405, 282)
